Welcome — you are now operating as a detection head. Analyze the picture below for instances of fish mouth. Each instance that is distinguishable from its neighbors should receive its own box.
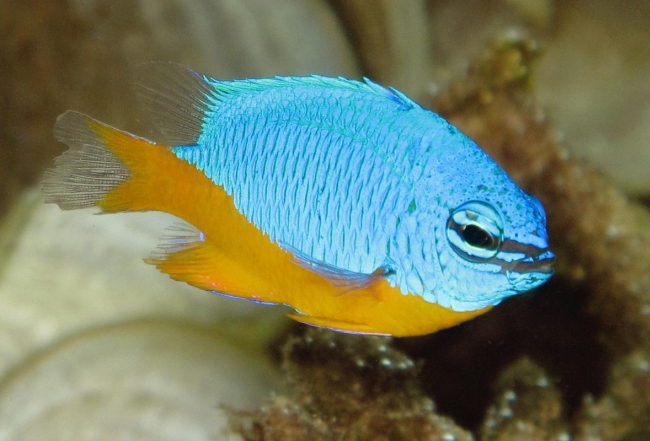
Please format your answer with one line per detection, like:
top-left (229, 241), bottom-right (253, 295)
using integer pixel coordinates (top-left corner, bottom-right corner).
top-left (501, 248), bottom-right (554, 286)
top-left (494, 239), bottom-right (555, 281)
top-left (511, 250), bottom-right (555, 275)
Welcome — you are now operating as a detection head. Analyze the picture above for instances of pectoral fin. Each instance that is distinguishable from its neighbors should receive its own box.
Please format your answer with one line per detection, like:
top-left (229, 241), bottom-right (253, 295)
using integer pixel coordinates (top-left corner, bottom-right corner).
top-left (280, 241), bottom-right (393, 295)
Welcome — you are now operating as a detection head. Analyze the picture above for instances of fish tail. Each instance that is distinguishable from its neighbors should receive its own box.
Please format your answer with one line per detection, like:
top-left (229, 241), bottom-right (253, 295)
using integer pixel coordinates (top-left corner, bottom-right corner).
top-left (43, 111), bottom-right (169, 214)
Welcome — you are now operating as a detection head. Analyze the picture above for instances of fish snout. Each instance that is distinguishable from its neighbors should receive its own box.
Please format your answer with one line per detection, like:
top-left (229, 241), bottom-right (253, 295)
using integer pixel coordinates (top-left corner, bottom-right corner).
top-left (506, 249), bottom-right (555, 285)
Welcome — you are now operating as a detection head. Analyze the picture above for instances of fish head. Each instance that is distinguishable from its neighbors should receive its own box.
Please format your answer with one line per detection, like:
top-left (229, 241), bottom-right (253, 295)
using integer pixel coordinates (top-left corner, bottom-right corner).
top-left (393, 140), bottom-right (554, 312)
top-left (439, 191), bottom-right (554, 307)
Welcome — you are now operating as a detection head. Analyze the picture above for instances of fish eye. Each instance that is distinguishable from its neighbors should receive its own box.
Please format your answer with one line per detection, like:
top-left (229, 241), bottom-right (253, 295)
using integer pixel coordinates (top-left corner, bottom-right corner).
top-left (446, 201), bottom-right (503, 261)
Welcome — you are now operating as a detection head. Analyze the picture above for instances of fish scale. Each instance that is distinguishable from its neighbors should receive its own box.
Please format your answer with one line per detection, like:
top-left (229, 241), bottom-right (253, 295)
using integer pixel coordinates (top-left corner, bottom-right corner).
top-left (207, 114), bottom-right (398, 273)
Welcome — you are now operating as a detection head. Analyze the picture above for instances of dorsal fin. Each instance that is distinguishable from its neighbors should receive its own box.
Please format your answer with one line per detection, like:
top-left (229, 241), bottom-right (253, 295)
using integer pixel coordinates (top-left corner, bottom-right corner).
top-left (362, 77), bottom-right (418, 111)
top-left (212, 74), bottom-right (420, 111)
top-left (136, 63), bottom-right (420, 147)
top-left (136, 62), bottom-right (218, 146)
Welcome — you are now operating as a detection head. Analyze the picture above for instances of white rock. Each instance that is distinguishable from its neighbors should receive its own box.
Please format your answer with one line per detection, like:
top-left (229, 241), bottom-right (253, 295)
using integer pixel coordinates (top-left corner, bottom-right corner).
top-left (0, 321), bottom-right (280, 441)
top-left (0, 190), bottom-right (288, 375)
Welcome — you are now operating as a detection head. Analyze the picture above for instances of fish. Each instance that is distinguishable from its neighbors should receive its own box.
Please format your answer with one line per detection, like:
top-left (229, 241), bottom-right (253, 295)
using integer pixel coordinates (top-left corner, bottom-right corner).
top-left (42, 63), bottom-right (554, 337)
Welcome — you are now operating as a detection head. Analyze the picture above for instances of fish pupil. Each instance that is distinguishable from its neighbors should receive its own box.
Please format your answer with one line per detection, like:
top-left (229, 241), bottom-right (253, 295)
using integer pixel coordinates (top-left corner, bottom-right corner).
top-left (462, 224), bottom-right (495, 249)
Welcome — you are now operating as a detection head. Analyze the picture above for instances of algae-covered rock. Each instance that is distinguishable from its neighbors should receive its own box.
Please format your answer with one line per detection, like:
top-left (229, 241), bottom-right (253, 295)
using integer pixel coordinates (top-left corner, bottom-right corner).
top-left (574, 351), bottom-right (650, 440)
top-left (240, 329), bottom-right (472, 441)
top-left (242, 33), bottom-right (650, 440)
top-left (481, 358), bottom-right (568, 441)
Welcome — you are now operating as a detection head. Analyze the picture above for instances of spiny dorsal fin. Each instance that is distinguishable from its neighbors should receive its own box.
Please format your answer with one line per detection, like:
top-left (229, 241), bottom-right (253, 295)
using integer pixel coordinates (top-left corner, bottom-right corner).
top-left (136, 63), bottom-right (420, 147)
top-left (211, 74), bottom-right (420, 111)
top-left (362, 77), bottom-right (418, 111)
top-left (136, 62), bottom-right (217, 146)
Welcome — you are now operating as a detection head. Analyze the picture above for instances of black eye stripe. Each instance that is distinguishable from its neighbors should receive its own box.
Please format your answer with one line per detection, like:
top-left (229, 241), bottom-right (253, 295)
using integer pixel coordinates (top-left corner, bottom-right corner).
top-left (500, 239), bottom-right (548, 258)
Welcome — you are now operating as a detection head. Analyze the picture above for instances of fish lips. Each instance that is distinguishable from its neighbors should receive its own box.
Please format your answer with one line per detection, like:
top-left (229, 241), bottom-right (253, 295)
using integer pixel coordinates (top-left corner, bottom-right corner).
top-left (505, 249), bottom-right (555, 285)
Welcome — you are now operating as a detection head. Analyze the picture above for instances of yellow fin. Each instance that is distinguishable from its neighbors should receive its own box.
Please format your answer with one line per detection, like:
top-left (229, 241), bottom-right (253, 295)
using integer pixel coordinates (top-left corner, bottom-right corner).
top-left (145, 224), bottom-right (280, 304)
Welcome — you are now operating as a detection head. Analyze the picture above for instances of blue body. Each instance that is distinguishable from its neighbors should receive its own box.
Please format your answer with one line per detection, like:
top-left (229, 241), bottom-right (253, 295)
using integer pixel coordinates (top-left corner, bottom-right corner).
top-left (171, 75), bottom-right (553, 311)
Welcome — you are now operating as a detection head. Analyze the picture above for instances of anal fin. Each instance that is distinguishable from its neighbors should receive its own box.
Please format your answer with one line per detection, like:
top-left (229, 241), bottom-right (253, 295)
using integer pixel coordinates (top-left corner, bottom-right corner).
top-left (145, 223), bottom-right (274, 303)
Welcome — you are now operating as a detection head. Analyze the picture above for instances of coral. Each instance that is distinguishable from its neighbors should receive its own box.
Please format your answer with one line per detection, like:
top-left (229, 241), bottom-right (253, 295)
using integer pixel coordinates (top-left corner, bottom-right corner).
top-left (240, 328), bottom-right (472, 441)
top-left (481, 357), bottom-right (568, 441)
top-left (574, 351), bottom-right (650, 440)
top-left (426, 34), bottom-right (650, 439)
top-left (244, 35), bottom-right (650, 440)
top-left (426, 36), bottom-right (650, 357)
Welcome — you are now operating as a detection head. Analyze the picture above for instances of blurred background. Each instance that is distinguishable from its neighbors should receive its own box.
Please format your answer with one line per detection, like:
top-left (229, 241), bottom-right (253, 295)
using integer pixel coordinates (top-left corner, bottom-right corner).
top-left (0, 0), bottom-right (648, 439)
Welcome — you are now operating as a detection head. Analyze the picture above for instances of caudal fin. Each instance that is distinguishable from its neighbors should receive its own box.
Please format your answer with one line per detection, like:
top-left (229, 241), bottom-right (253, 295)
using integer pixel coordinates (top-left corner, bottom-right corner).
top-left (43, 111), bottom-right (163, 213)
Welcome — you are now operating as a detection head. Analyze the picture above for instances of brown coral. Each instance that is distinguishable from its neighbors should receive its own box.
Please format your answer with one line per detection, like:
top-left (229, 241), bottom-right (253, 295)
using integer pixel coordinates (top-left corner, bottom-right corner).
top-left (245, 35), bottom-right (650, 440)
top-left (481, 357), bottom-right (568, 441)
top-left (241, 329), bottom-right (472, 441)
top-left (425, 34), bottom-right (650, 439)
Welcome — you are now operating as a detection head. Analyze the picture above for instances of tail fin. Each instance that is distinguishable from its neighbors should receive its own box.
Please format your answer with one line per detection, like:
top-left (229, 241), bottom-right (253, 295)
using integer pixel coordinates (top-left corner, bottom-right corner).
top-left (43, 111), bottom-right (161, 213)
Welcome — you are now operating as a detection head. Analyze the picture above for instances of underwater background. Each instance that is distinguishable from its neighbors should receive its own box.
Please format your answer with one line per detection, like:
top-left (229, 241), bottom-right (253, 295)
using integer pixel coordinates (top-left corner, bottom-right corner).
top-left (1, 0), bottom-right (649, 439)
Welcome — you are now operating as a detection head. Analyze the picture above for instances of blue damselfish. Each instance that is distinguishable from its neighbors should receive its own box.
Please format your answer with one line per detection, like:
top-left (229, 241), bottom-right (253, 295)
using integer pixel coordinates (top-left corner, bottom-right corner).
top-left (43, 63), bottom-right (554, 336)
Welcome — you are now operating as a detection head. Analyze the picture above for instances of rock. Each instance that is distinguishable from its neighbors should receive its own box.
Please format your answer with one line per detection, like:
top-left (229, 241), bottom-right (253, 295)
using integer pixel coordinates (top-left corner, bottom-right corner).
top-left (0, 190), bottom-right (288, 375)
top-left (325, 0), bottom-right (431, 97)
top-left (427, 0), bottom-right (650, 194)
top-left (0, 321), bottom-right (280, 441)
top-left (0, 0), bottom-right (360, 212)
